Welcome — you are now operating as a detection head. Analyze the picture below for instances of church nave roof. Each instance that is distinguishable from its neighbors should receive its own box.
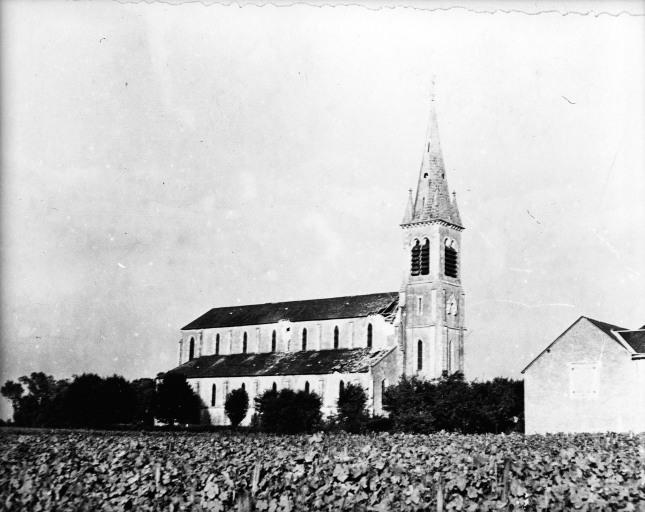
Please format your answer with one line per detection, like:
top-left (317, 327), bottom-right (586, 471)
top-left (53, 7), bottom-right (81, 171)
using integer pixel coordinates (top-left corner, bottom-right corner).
top-left (181, 291), bottom-right (399, 330)
top-left (165, 347), bottom-right (395, 379)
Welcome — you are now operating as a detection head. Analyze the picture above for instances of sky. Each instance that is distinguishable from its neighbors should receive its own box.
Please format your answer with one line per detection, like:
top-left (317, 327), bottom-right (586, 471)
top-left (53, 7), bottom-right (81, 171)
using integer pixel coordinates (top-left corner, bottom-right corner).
top-left (1, 0), bottom-right (644, 418)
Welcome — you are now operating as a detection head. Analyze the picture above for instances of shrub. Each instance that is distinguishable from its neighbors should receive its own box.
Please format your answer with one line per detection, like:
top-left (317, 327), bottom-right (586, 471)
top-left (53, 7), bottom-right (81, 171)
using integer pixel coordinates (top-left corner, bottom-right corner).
top-left (225, 387), bottom-right (249, 427)
top-left (254, 388), bottom-right (322, 433)
top-left (154, 373), bottom-right (203, 425)
top-left (383, 372), bottom-right (523, 434)
top-left (337, 382), bottom-right (368, 433)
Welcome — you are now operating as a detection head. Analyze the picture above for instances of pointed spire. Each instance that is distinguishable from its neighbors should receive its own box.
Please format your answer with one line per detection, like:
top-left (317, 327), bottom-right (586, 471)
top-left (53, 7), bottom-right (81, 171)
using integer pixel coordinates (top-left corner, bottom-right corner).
top-left (402, 188), bottom-right (414, 224)
top-left (402, 80), bottom-right (463, 229)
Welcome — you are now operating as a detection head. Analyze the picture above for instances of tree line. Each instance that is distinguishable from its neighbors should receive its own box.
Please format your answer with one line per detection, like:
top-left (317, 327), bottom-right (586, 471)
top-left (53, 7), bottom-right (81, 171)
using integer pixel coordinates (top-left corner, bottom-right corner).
top-left (2, 371), bottom-right (523, 434)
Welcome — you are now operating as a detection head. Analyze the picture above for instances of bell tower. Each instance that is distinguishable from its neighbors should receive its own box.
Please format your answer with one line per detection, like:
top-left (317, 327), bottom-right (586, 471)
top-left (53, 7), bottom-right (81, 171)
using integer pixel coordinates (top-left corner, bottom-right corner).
top-left (399, 87), bottom-right (465, 379)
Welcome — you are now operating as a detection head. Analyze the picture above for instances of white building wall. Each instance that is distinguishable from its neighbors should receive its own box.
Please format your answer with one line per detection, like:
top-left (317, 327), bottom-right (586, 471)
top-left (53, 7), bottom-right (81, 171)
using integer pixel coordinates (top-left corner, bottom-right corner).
top-left (524, 318), bottom-right (645, 434)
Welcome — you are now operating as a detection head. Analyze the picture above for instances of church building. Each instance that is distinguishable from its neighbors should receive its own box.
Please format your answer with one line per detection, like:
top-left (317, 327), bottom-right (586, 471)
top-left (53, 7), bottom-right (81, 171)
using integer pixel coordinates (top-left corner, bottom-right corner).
top-left (165, 96), bottom-right (465, 425)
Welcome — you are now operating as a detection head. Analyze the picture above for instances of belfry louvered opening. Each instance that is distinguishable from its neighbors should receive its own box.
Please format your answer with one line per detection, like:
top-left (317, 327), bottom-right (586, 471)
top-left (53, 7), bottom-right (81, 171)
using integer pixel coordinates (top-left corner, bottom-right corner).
top-left (410, 240), bottom-right (421, 276)
top-left (421, 239), bottom-right (430, 275)
top-left (411, 239), bottom-right (430, 276)
top-left (444, 242), bottom-right (458, 278)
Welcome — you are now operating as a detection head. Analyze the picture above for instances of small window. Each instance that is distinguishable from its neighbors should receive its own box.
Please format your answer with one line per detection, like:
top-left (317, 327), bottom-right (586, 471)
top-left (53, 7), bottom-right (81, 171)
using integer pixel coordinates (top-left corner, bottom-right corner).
top-left (334, 326), bottom-right (339, 349)
top-left (272, 382), bottom-right (277, 392)
top-left (444, 239), bottom-right (458, 278)
top-left (305, 381), bottom-right (310, 393)
top-left (417, 340), bottom-right (423, 371)
top-left (367, 323), bottom-right (373, 349)
top-left (242, 332), bottom-right (247, 354)
top-left (271, 330), bottom-right (276, 352)
top-left (302, 328), bottom-right (307, 351)
top-left (339, 380), bottom-right (345, 396)
top-left (215, 334), bottom-right (220, 355)
top-left (211, 384), bottom-right (216, 406)
top-left (241, 382), bottom-right (246, 391)
top-left (188, 337), bottom-right (195, 361)
top-left (417, 297), bottom-right (423, 315)
top-left (381, 378), bottom-right (387, 398)
top-left (410, 240), bottom-right (421, 276)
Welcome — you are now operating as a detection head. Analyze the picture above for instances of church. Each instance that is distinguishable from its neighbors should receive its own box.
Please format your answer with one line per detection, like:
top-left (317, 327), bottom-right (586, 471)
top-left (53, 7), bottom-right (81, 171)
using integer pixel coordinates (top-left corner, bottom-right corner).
top-left (165, 96), bottom-right (466, 425)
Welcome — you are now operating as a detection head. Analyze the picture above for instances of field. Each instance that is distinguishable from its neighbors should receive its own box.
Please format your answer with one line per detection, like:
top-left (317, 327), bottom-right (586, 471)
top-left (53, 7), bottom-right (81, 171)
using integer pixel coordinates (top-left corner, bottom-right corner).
top-left (1, 430), bottom-right (643, 511)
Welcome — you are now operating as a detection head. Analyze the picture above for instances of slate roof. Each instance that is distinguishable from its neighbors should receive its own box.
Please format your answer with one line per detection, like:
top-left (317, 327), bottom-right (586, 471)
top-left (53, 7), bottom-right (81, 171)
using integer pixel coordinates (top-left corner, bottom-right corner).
top-left (616, 330), bottom-right (645, 354)
top-left (182, 292), bottom-right (399, 330)
top-left (585, 317), bottom-right (626, 337)
top-left (165, 348), bottom-right (395, 379)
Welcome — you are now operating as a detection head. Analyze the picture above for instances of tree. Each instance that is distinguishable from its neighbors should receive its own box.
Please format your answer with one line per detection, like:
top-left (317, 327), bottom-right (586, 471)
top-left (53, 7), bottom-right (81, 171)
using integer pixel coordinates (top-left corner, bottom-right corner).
top-left (337, 382), bottom-right (368, 433)
top-left (254, 388), bottom-right (322, 433)
top-left (1, 372), bottom-right (68, 427)
top-left (154, 373), bottom-right (202, 425)
top-left (131, 378), bottom-right (156, 427)
top-left (62, 373), bottom-right (109, 428)
top-left (225, 387), bottom-right (249, 427)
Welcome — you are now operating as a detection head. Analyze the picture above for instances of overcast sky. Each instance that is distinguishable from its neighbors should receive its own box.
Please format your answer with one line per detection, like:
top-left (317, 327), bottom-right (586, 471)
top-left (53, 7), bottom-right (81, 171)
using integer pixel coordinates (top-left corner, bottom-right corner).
top-left (2, 1), bottom-right (644, 418)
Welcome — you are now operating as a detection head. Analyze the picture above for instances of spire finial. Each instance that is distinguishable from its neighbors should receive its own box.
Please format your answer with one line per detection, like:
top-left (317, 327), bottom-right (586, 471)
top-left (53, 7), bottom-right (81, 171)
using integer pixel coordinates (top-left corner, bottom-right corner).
top-left (429, 75), bottom-right (436, 103)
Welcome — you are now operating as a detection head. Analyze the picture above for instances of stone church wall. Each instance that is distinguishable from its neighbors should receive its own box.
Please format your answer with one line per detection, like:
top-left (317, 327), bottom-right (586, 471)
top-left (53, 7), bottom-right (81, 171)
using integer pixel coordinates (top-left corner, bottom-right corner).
top-left (188, 371), bottom-right (373, 426)
top-left (179, 315), bottom-right (395, 363)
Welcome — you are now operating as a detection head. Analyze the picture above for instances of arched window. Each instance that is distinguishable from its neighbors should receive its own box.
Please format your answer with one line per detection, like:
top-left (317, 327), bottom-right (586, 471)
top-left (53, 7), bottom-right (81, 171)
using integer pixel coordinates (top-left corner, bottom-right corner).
top-left (381, 378), bottom-right (387, 399)
top-left (305, 381), bottom-right (310, 393)
top-left (272, 382), bottom-right (277, 392)
top-left (302, 328), bottom-right (307, 351)
top-left (188, 337), bottom-right (195, 361)
top-left (410, 240), bottom-right (421, 276)
top-left (417, 340), bottom-right (423, 371)
top-left (334, 326), bottom-right (339, 349)
top-left (215, 334), bottom-right (220, 355)
top-left (271, 330), bottom-right (276, 352)
top-left (444, 239), bottom-right (458, 278)
top-left (367, 323), bottom-right (373, 349)
top-left (211, 384), bottom-right (216, 406)
top-left (339, 380), bottom-right (345, 396)
top-left (242, 332), bottom-right (247, 354)
top-left (241, 382), bottom-right (246, 391)
top-left (421, 238), bottom-right (430, 275)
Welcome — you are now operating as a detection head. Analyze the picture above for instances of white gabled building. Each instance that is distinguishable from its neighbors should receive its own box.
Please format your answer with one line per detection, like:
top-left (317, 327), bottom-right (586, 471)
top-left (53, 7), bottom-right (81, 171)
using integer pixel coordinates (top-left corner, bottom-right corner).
top-left (522, 316), bottom-right (645, 434)
top-left (164, 93), bottom-right (468, 425)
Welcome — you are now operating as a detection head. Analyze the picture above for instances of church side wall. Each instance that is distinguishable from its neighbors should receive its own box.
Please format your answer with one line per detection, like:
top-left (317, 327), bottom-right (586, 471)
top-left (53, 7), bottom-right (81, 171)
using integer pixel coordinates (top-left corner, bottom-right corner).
top-left (179, 315), bottom-right (395, 363)
top-left (369, 349), bottom-right (399, 415)
top-left (524, 319), bottom-right (644, 434)
top-left (188, 372), bottom-right (372, 426)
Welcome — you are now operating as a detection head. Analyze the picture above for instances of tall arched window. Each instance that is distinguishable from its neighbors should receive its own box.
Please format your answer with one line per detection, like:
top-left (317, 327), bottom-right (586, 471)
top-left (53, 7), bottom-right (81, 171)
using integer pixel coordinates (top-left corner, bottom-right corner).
top-left (444, 239), bottom-right (458, 278)
top-left (215, 334), bottom-right (220, 355)
top-left (272, 382), bottom-right (277, 392)
top-left (211, 384), bottom-right (216, 406)
top-left (421, 238), bottom-right (430, 275)
top-left (367, 323), bottom-right (373, 349)
top-left (302, 328), bottom-right (307, 351)
top-left (271, 330), bottom-right (276, 352)
top-left (188, 337), bottom-right (195, 361)
top-left (305, 381), bottom-right (310, 393)
top-left (410, 240), bottom-right (421, 276)
top-left (242, 332), bottom-right (247, 354)
top-left (241, 382), bottom-right (246, 391)
top-left (334, 326), bottom-right (339, 349)
top-left (417, 340), bottom-right (423, 371)
top-left (339, 380), bottom-right (345, 396)
top-left (381, 379), bottom-right (387, 400)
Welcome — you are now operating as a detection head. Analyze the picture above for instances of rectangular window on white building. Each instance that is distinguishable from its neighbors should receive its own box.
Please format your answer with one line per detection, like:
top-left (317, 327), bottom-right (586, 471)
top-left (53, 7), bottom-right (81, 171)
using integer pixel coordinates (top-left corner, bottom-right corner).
top-left (568, 362), bottom-right (599, 399)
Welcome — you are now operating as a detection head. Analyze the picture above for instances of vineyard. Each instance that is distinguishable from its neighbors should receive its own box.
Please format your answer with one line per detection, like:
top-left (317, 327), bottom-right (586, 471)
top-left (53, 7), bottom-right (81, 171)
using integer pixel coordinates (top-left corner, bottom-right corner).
top-left (1, 430), bottom-right (643, 511)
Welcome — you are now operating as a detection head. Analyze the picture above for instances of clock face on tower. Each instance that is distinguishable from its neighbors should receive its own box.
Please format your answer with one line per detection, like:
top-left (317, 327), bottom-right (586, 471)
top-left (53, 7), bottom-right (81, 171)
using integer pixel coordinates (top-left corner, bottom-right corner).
top-left (446, 294), bottom-right (458, 316)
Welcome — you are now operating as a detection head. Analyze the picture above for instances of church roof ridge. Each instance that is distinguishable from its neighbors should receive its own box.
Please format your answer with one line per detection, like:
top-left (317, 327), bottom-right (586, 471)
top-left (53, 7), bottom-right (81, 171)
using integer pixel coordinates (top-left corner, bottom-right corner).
top-left (182, 291), bottom-right (399, 330)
